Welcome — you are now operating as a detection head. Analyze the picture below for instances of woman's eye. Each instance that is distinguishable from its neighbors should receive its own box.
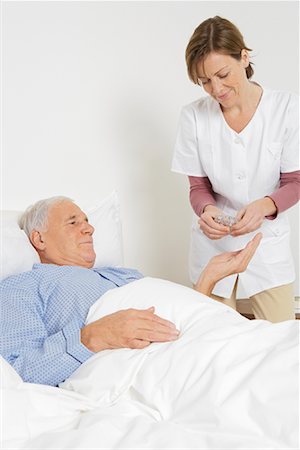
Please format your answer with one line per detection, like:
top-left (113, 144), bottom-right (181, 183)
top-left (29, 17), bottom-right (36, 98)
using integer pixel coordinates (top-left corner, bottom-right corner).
top-left (219, 73), bottom-right (229, 79)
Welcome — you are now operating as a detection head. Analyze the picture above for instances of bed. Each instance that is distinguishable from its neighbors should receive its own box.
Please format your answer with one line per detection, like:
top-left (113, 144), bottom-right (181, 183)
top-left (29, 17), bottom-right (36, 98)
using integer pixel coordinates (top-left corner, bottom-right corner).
top-left (1, 192), bottom-right (299, 449)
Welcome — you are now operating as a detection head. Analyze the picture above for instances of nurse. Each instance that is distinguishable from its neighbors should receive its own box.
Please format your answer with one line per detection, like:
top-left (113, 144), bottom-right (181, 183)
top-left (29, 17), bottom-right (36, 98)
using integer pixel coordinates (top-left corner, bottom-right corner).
top-left (172, 16), bottom-right (300, 322)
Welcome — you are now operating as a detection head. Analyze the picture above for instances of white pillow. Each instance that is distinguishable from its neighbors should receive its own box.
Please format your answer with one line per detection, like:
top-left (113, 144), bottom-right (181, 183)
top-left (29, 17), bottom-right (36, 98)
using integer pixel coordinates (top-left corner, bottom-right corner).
top-left (86, 191), bottom-right (124, 269)
top-left (0, 191), bottom-right (123, 281)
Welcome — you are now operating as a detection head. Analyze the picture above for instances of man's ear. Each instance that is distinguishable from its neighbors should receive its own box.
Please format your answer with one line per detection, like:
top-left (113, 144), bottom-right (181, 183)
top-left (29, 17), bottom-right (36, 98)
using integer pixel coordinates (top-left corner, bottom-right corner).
top-left (30, 230), bottom-right (46, 251)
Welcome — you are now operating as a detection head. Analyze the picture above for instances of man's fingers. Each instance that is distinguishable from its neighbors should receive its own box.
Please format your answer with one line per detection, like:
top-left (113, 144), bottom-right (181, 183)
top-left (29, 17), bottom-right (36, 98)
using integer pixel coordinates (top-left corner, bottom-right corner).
top-left (242, 232), bottom-right (262, 251)
top-left (247, 232), bottom-right (263, 252)
top-left (85, 307), bottom-right (181, 353)
top-left (136, 318), bottom-right (180, 336)
top-left (130, 339), bottom-right (151, 349)
top-left (234, 233), bottom-right (262, 268)
top-left (130, 309), bottom-right (180, 342)
top-left (140, 309), bottom-right (177, 330)
top-left (135, 328), bottom-right (180, 343)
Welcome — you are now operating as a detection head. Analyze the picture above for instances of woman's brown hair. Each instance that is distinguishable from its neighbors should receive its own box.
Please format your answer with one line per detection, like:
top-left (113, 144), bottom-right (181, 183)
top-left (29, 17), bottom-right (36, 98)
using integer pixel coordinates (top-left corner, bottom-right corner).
top-left (186, 16), bottom-right (254, 84)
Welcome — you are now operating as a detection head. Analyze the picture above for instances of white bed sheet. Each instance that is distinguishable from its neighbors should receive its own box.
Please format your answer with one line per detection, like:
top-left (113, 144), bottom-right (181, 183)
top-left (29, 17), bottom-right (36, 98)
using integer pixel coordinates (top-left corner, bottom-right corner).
top-left (2, 277), bottom-right (299, 449)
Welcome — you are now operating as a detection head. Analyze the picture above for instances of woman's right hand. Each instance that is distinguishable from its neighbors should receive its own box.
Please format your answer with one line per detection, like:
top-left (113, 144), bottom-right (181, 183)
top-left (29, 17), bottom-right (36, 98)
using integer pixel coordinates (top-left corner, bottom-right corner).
top-left (198, 205), bottom-right (230, 240)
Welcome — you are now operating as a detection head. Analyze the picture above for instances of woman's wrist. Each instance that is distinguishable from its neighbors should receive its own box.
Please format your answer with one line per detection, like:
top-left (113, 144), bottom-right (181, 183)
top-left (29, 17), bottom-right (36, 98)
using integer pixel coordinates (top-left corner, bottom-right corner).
top-left (203, 204), bottom-right (219, 214)
top-left (262, 196), bottom-right (277, 216)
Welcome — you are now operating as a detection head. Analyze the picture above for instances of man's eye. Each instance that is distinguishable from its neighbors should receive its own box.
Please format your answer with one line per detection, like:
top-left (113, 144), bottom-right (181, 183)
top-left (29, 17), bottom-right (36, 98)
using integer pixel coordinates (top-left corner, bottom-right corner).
top-left (69, 221), bottom-right (76, 225)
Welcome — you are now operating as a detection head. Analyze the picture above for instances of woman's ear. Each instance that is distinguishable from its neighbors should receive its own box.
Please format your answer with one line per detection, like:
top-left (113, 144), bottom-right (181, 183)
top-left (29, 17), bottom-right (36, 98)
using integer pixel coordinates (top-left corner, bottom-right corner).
top-left (241, 49), bottom-right (250, 68)
top-left (30, 230), bottom-right (46, 251)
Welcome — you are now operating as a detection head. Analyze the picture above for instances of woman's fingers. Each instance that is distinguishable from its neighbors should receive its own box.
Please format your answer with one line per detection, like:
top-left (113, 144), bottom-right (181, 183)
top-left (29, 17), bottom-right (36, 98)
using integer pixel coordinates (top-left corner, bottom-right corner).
top-left (199, 213), bottom-right (229, 239)
top-left (231, 216), bottom-right (263, 236)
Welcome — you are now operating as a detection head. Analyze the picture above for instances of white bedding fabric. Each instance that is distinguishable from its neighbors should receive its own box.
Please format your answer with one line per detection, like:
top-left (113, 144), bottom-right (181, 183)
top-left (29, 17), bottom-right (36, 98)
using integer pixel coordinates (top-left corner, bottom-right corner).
top-left (2, 277), bottom-right (299, 449)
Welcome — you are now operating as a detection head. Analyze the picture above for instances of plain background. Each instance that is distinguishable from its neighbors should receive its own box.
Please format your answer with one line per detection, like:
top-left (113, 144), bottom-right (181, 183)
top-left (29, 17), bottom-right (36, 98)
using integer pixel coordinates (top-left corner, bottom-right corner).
top-left (1, 1), bottom-right (299, 293)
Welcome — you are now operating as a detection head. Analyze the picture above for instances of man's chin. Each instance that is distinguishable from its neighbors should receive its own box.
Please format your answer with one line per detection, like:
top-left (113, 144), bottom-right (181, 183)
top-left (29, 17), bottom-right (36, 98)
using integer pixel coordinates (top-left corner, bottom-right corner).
top-left (89, 254), bottom-right (97, 267)
top-left (80, 260), bottom-right (96, 269)
top-left (81, 250), bottom-right (96, 268)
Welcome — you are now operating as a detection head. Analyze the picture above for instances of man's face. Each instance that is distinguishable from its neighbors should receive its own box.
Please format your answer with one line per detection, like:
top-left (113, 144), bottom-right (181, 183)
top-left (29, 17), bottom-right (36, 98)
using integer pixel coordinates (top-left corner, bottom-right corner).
top-left (33, 201), bottom-right (96, 268)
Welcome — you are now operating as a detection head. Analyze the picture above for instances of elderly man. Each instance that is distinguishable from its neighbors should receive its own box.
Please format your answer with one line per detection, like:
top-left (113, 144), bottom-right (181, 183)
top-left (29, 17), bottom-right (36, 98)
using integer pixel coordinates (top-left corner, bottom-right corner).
top-left (1, 196), bottom-right (261, 386)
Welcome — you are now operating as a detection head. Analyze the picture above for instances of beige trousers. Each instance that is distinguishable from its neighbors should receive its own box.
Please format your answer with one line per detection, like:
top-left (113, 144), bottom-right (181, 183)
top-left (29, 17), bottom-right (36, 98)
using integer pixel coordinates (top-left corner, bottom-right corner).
top-left (210, 279), bottom-right (295, 323)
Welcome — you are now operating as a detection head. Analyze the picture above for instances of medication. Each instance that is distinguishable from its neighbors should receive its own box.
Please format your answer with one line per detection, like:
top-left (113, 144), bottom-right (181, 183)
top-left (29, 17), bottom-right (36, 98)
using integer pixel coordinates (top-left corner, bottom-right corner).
top-left (214, 214), bottom-right (238, 227)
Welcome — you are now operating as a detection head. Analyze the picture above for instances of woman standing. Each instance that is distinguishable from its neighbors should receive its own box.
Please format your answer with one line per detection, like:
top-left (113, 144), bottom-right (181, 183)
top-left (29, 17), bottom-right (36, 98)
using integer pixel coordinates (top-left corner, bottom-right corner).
top-left (172, 16), bottom-right (299, 322)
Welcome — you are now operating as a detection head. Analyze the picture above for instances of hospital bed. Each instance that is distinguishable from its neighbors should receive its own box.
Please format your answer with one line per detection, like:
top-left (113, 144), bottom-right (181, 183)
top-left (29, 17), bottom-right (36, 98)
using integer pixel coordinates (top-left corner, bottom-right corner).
top-left (1, 192), bottom-right (299, 449)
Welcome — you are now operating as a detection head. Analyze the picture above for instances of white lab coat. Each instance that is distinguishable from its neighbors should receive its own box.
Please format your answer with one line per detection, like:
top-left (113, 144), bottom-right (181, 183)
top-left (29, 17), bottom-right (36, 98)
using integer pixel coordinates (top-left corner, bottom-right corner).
top-left (172, 88), bottom-right (299, 298)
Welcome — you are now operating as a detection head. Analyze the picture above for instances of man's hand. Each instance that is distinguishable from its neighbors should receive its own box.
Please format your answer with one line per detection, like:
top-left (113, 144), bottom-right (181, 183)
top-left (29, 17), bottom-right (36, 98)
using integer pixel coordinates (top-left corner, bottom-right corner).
top-left (199, 205), bottom-right (230, 240)
top-left (195, 233), bottom-right (262, 296)
top-left (81, 307), bottom-right (180, 352)
top-left (231, 198), bottom-right (277, 236)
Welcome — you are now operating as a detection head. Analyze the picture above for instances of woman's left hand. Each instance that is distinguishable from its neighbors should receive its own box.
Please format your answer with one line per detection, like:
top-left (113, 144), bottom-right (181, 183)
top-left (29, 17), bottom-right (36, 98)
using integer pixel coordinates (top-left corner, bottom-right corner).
top-left (231, 198), bottom-right (277, 237)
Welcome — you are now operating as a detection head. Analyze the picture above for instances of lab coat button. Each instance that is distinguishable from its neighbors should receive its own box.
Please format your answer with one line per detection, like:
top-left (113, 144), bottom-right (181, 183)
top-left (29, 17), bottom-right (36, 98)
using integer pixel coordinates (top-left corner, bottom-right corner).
top-left (234, 137), bottom-right (240, 144)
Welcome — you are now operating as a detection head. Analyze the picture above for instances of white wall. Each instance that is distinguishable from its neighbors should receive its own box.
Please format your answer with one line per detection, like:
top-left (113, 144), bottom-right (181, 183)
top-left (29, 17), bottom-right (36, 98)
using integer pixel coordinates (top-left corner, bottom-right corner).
top-left (1, 1), bottom-right (299, 292)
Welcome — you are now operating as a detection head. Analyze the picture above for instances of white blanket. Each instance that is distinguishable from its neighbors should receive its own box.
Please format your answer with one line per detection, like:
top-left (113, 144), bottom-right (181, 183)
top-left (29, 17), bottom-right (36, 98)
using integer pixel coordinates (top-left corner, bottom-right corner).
top-left (2, 277), bottom-right (299, 449)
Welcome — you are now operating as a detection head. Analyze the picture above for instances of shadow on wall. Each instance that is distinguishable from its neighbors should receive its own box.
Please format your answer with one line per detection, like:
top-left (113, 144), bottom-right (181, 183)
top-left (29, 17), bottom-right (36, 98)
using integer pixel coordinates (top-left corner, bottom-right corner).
top-left (111, 95), bottom-right (192, 285)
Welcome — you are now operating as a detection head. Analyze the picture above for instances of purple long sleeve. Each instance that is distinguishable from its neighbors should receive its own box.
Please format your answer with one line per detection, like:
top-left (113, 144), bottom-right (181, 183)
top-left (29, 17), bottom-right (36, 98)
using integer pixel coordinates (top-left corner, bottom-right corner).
top-left (267, 171), bottom-right (300, 217)
top-left (188, 176), bottom-right (216, 216)
top-left (189, 171), bottom-right (300, 218)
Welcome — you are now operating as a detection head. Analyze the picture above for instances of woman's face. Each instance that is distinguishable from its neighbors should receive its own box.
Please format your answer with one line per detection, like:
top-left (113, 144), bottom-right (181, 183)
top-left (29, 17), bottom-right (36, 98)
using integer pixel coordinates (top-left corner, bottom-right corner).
top-left (196, 51), bottom-right (250, 109)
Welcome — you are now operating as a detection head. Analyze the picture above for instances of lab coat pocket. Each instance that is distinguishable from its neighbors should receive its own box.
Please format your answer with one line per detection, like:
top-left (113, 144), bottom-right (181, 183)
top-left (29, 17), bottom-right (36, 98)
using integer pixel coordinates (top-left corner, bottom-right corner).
top-left (260, 217), bottom-right (291, 264)
top-left (267, 142), bottom-right (283, 160)
top-left (262, 214), bottom-right (289, 239)
top-left (263, 142), bottom-right (282, 189)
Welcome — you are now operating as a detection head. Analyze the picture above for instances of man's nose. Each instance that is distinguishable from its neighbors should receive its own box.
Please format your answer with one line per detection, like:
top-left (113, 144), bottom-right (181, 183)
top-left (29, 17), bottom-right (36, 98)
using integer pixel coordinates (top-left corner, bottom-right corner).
top-left (82, 222), bottom-right (94, 235)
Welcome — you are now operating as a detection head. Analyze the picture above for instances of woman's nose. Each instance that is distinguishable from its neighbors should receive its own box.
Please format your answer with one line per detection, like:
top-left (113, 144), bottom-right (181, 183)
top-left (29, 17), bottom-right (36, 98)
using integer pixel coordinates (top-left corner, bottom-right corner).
top-left (211, 77), bottom-right (222, 95)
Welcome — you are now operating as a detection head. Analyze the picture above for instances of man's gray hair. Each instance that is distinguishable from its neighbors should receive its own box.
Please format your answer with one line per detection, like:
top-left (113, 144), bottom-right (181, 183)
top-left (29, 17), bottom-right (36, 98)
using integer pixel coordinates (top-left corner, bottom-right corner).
top-left (19, 196), bottom-right (73, 237)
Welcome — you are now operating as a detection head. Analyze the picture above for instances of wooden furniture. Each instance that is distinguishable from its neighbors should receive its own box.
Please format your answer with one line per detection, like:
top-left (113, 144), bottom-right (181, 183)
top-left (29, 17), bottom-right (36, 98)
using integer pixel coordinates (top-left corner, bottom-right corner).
top-left (237, 298), bottom-right (300, 320)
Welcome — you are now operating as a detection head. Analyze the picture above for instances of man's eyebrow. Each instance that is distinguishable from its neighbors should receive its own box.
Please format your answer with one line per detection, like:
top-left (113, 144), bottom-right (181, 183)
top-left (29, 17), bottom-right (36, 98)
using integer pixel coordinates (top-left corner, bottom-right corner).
top-left (66, 214), bottom-right (89, 222)
top-left (65, 214), bottom-right (77, 222)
